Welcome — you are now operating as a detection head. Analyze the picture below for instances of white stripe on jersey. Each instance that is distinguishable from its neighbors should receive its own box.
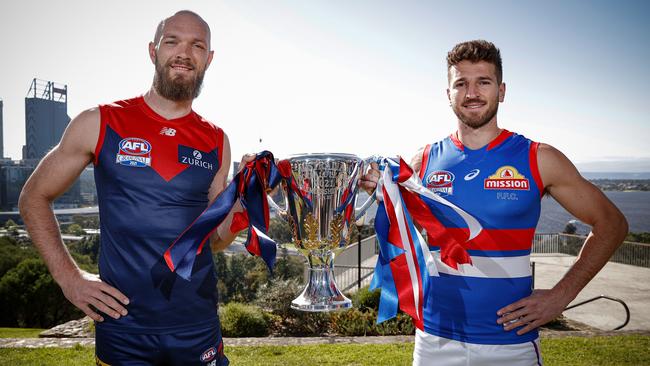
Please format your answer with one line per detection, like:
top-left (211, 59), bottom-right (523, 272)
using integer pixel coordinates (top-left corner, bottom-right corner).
top-left (431, 251), bottom-right (532, 279)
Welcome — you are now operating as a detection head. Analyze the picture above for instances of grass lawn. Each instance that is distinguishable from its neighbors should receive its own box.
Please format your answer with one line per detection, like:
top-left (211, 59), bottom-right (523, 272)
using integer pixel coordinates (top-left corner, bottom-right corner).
top-left (0, 328), bottom-right (45, 338)
top-left (0, 335), bottom-right (648, 365)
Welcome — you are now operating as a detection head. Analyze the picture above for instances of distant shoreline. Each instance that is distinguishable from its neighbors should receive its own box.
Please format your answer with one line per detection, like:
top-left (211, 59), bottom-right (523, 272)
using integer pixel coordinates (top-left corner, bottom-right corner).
top-left (589, 179), bottom-right (650, 192)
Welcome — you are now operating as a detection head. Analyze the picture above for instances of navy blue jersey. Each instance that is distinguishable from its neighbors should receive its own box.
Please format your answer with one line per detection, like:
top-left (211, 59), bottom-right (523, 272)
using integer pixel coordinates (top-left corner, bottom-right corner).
top-left (419, 130), bottom-right (543, 344)
top-left (93, 96), bottom-right (224, 333)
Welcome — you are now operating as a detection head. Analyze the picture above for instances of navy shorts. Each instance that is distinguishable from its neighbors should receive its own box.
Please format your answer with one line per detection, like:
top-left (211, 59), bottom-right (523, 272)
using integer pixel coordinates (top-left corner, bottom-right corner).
top-left (95, 325), bottom-right (228, 366)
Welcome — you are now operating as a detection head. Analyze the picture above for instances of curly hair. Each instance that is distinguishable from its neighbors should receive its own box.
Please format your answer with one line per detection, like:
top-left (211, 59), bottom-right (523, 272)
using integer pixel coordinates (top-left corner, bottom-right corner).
top-left (447, 40), bottom-right (503, 83)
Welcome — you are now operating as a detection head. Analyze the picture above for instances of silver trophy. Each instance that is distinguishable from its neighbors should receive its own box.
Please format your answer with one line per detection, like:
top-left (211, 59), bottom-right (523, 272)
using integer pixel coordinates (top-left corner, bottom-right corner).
top-left (270, 153), bottom-right (375, 311)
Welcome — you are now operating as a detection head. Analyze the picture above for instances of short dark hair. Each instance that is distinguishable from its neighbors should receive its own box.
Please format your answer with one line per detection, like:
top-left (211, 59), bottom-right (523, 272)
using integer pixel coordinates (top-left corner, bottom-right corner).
top-left (447, 40), bottom-right (503, 84)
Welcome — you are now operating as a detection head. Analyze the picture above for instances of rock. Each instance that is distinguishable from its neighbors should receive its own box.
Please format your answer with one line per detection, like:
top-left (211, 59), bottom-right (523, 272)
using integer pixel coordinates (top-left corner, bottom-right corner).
top-left (39, 316), bottom-right (94, 338)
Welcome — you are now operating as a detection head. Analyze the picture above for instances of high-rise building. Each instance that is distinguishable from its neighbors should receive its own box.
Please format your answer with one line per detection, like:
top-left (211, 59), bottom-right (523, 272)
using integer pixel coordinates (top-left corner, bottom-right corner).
top-left (0, 98), bottom-right (4, 159)
top-left (0, 79), bottom-right (84, 211)
top-left (23, 79), bottom-right (70, 161)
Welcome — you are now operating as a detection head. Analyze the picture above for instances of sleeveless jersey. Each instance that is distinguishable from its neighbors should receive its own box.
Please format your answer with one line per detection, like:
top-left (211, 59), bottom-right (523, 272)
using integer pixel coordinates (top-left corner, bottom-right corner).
top-left (93, 96), bottom-right (224, 333)
top-left (419, 130), bottom-right (543, 345)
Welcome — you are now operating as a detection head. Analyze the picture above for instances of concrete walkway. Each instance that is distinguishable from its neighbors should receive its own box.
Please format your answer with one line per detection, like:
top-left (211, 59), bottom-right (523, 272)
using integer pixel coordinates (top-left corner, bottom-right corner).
top-left (3, 331), bottom-right (649, 349)
top-left (532, 253), bottom-right (650, 331)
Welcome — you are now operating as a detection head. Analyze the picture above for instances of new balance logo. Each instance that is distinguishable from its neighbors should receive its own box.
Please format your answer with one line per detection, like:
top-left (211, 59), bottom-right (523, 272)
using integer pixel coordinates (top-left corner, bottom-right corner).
top-left (160, 127), bottom-right (176, 136)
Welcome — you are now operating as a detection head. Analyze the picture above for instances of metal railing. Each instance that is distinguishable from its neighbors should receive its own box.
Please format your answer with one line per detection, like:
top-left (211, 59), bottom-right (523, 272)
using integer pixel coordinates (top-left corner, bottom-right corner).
top-left (533, 233), bottom-right (650, 268)
top-left (334, 265), bottom-right (376, 292)
top-left (565, 295), bottom-right (631, 330)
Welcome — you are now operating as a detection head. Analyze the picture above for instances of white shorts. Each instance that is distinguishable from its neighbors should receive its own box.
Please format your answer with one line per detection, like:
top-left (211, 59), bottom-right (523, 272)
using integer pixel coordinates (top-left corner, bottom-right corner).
top-left (413, 329), bottom-right (543, 366)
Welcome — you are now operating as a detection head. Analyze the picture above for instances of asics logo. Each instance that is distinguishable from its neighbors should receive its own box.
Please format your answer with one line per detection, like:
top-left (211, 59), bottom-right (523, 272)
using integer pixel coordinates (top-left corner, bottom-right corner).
top-left (464, 169), bottom-right (480, 181)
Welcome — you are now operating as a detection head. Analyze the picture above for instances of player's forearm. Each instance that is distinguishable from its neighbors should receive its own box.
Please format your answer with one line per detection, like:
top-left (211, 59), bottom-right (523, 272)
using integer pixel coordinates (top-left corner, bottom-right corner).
top-left (18, 191), bottom-right (82, 285)
top-left (551, 211), bottom-right (628, 302)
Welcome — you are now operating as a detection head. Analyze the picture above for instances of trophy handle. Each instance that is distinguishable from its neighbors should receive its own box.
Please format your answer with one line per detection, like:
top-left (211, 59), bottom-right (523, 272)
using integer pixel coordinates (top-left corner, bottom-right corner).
top-left (267, 192), bottom-right (288, 217)
top-left (354, 155), bottom-right (381, 222)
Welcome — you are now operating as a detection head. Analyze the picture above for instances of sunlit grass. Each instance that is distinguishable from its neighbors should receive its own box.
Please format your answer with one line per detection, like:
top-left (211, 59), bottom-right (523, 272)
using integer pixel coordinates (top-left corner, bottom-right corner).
top-left (0, 335), bottom-right (648, 365)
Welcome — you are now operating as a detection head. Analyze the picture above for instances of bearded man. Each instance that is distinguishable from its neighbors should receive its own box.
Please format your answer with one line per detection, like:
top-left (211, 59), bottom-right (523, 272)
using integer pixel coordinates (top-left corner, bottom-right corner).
top-left (360, 40), bottom-right (627, 366)
top-left (20, 10), bottom-right (236, 365)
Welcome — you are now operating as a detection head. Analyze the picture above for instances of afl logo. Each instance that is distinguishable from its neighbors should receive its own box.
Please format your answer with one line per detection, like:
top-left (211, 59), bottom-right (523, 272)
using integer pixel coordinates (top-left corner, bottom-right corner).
top-left (115, 138), bottom-right (152, 167)
top-left (425, 170), bottom-right (455, 195)
top-left (200, 346), bottom-right (217, 362)
top-left (119, 138), bottom-right (151, 155)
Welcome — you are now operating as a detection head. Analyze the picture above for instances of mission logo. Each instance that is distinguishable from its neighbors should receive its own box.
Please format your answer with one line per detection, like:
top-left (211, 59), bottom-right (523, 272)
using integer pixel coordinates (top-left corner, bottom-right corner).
top-left (484, 166), bottom-right (530, 190)
top-left (115, 137), bottom-right (152, 167)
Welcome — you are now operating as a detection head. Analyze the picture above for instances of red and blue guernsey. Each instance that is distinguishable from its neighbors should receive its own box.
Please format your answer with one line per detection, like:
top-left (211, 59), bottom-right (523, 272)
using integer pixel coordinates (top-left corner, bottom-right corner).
top-left (419, 129), bottom-right (543, 345)
top-left (93, 96), bottom-right (224, 333)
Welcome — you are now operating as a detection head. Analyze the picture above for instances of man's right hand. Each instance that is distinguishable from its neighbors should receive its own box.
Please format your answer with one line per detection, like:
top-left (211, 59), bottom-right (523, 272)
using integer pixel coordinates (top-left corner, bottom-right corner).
top-left (60, 270), bottom-right (129, 322)
top-left (359, 162), bottom-right (380, 194)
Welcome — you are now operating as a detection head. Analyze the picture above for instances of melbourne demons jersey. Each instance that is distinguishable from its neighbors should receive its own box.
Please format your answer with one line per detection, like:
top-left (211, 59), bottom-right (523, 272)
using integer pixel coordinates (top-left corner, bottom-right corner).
top-left (94, 96), bottom-right (224, 333)
top-left (419, 130), bottom-right (543, 345)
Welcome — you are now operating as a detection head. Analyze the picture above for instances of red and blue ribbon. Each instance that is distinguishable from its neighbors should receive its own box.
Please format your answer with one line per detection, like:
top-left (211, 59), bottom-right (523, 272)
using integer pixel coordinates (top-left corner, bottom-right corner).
top-left (370, 157), bottom-right (482, 329)
top-left (163, 151), bottom-right (309, 281)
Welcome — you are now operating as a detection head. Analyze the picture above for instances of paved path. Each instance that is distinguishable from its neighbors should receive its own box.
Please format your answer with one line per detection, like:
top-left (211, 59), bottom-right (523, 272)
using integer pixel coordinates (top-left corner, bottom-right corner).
top-left (532, 254), bottom-right (650, 331)
top-left (3, 331), bottom-right (649, 349)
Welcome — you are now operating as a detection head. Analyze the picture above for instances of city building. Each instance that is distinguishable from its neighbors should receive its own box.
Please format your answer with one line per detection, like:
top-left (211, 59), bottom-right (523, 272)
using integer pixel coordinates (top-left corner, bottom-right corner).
top-left (0, 79), bottom-right (89, 211)
top-left (23, 79), bottom-right (71, 161)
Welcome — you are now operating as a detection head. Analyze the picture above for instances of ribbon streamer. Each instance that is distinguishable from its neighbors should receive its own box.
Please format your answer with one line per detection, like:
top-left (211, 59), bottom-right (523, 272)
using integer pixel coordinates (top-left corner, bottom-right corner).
top-left (163, 151), bottom-right (309, 281)
top-left (370, 157), bottom-right (482, 329)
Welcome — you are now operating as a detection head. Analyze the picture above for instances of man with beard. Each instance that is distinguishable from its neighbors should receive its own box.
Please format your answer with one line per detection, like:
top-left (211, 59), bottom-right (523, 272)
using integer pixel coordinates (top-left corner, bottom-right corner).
top-left (360, 40), bottom-right (627, 365)
top-left (20, 10), bottom-right (235, 365)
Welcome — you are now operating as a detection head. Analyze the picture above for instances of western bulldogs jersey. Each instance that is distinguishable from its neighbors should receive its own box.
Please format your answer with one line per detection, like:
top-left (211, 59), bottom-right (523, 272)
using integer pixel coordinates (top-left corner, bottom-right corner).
top-left (419, 130), bottom-right (543, 345)
top-left (94, 96), bottom-right (224, 333)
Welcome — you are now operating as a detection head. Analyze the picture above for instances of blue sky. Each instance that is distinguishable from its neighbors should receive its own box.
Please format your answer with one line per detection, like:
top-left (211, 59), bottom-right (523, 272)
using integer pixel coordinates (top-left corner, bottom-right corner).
top-left (0, 0), bottom-right (648, 171)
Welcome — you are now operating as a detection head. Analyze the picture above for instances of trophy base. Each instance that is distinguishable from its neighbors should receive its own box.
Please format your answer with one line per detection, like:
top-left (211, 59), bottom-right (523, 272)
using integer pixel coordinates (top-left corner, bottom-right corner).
top-left (290, 297), bottom-right (352, 312)
top-left (290, 267), bottom-right (352, 312)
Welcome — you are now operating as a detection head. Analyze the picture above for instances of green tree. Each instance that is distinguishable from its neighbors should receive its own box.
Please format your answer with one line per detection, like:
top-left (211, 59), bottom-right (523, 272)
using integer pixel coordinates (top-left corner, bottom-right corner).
top-left (72, 215), bottom-right (100, 229)
top-left (214, 253), bottom-right (269, 304)
top-left (273, 247), bottom-right (304, 282)
top-left (3, 219), bottom-right (18, 229)
top-left (68, 234), bottom-right (101, 263)
top-left (66, 223), bottom-right (86, 236)
top-left (0, 236), bottom-right (39, 278)
top-left (267, 217), bottom-right (293, 244)
top-left (0, 258), bottom-right (83, 327)
top-left (625, 232), bottom-right (650, 244)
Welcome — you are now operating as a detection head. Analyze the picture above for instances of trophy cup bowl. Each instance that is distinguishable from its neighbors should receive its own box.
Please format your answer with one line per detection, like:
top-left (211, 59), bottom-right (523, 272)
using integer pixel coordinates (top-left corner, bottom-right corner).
top-left (274, 153), bottom-right (373, 312)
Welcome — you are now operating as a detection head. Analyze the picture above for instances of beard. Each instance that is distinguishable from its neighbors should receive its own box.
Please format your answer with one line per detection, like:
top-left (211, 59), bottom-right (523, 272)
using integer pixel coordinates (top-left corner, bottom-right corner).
top-left (153, 56), bottom-right (205, 102)
top-left (451, 97), bottom-right (499, 129)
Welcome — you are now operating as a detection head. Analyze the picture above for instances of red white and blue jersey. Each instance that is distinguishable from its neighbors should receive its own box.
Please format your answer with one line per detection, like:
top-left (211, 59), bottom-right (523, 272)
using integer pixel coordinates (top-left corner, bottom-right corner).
top-left (419, 130), bottom-right (543, 345)
top-left (93, 96), bottom-right (224, 333)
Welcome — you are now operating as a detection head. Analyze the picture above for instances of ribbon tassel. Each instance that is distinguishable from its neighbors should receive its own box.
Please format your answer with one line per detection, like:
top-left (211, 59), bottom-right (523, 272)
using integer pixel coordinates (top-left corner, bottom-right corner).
top-left (370, 157), bottom-right (482, 328)
top-left (163, 151), bottom-right (309, 281)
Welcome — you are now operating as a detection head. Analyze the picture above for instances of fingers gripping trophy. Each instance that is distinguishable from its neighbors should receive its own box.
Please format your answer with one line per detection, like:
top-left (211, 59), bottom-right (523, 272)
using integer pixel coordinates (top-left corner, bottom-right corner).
top-left (270, 153), bottom-right (375, 312)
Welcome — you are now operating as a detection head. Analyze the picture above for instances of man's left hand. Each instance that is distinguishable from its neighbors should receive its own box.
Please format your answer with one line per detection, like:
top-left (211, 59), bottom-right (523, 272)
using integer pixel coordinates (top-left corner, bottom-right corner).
top-left (496, 289), bottom-right (571, 335)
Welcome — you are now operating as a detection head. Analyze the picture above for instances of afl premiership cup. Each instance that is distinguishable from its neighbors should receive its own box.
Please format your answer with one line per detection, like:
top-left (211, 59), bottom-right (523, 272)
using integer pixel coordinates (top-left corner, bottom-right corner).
top-left (272, 153), bottom-right (374, 312)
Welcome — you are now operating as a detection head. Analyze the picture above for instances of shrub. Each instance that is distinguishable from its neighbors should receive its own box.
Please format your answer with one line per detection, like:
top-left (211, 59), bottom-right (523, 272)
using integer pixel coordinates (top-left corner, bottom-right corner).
top-left (255, 278), bottom-right (302, 318)
top-left (375, 312), bottom-right (415, 336)
top-left (353, 285), bottom-right (380, 311)
top-left (329, 307), bottom-right (374, 336)
top-left (255, 279), bottom-right (330, 336)
top-left (330, 307), bottom-right (415, 336)
top-left (219, 302), bottom-right (269, 337)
